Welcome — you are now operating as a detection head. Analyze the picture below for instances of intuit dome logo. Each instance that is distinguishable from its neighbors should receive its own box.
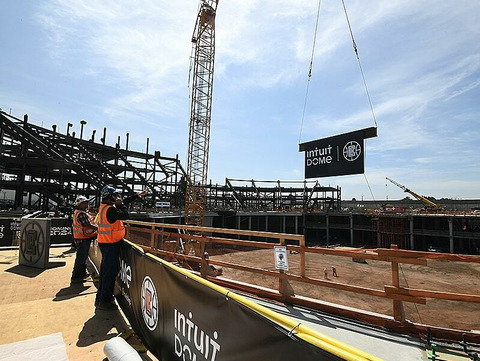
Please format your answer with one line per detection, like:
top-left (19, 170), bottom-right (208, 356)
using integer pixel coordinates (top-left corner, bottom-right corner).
top-left (300, 129), bottom-right (372, 178)
top-left (174, 309), bottom-right (221, 361)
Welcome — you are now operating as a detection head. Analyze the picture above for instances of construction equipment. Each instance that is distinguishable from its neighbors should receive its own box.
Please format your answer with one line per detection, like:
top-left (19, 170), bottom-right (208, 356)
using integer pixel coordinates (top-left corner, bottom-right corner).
top-left (386, 177), bottom-right (442, 211)
top-left (185, 0), bottom-right (219, 227)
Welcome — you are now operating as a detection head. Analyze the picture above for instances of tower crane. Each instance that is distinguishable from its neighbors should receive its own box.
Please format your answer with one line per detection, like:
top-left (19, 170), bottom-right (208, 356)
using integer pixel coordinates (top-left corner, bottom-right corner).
top-left (185, 0), bottom-right (219, 227)
top-left (385, 177), bottom-right (442, 211)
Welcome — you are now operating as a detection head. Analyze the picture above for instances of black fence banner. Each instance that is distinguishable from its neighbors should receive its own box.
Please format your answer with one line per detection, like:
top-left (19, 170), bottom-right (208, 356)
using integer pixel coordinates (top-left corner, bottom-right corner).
top-left (299, 127), bottom-right (377, 179)
top-left (0, 217), bottom-right (72, 247)
top-left (0, 218), bottom-right (20, 246)
top-left (50, 218), bottom-right (73, 245)
top-left (115, 241), bottom-right (379, 361)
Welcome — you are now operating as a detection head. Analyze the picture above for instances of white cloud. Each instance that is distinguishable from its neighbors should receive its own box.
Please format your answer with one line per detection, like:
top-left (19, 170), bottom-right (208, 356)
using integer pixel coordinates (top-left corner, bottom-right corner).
top-left (3, 0), bottom-right (478, 199)
top-left (37, 0), bottom-right (196, 116)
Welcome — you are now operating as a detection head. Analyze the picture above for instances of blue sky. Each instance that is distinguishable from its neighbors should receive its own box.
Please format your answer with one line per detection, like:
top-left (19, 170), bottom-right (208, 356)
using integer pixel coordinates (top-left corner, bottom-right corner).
top-left (1, 0), bottom-right (479, 201)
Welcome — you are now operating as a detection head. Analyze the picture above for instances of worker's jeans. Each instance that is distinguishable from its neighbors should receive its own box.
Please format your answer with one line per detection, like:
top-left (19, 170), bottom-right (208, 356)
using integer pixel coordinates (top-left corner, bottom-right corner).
top-left (71, 237), bottom-right (94, 280)
top-left (96, 241), bottom-right (121, 304)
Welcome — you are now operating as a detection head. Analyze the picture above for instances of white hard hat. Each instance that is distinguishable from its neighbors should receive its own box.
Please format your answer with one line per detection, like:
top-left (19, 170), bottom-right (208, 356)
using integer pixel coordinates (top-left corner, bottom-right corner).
top-left (75, 196), bottom-right (89, 206)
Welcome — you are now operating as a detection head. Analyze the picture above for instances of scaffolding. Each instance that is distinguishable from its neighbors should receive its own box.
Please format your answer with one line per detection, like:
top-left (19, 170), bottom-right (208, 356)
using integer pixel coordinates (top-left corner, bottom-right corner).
top-left (372, 215), bottom-right (410, 249)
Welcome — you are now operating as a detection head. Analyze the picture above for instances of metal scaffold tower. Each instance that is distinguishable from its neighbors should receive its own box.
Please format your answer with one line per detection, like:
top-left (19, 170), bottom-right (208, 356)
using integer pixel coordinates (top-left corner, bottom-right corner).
top-left (185, 0), bottom-right (219, 227)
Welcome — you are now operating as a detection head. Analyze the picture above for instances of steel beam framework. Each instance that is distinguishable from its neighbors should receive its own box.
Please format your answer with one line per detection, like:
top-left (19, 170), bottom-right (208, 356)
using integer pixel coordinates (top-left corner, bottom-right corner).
top-left (1, 111), bottom-right (341, 213)
top-left (0, 111), bottom-right (186, 211)
top-left (206, 178), bottom-right (341, 212)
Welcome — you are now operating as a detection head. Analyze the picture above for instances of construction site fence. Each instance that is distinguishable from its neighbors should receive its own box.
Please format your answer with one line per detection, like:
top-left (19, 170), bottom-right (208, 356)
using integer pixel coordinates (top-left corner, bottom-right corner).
top-left (123, 220), bottom-right (480, 345)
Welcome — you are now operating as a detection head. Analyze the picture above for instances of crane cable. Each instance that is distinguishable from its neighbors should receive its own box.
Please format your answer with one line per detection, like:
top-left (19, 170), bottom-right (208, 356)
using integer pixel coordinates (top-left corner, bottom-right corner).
top-left (341, 0), bottom-right (378, 128)
top-left (363, 173), bottom-right (378, 208)
top-left (400, 264), bottom-right (423, 325)
top-left (298, 0), bottom-right (322, 144)
top-left (299, 1), bottom-right (379, 205)
top-left (341, 0), bottom-right (379, 204)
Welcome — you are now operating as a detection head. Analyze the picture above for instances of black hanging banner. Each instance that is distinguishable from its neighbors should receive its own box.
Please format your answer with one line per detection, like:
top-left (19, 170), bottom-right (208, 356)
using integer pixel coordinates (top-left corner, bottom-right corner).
top-left (299, 127), bottom-right (377, 179)
top-left (115, 242), bottom-right (350, 361)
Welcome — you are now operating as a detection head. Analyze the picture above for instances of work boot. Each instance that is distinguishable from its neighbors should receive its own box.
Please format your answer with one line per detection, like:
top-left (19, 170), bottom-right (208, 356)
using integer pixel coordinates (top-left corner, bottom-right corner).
top-left (96, 302), bottom-right (118, 311)
top-left (63, 247), bottom-right (77, 254)
top-left (80, 271), bottom-right (91, 278)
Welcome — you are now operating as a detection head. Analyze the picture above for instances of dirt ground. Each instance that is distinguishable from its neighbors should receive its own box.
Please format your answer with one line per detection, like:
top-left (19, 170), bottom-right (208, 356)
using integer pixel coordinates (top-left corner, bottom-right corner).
top-left (209, 248), bottom-right (480, 332)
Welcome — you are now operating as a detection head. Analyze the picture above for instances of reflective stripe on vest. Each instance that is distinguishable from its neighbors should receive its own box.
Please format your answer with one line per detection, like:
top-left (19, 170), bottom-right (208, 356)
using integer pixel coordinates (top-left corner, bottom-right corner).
top-left (73, 210), bottom-right (98, 240)
top-left (97, 203), bottom-right (125, 243)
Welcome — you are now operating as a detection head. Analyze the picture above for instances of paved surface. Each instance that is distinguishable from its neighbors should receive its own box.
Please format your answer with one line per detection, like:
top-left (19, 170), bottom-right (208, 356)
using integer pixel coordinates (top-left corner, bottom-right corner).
top-left (0, 247), bottom-right (151, 361)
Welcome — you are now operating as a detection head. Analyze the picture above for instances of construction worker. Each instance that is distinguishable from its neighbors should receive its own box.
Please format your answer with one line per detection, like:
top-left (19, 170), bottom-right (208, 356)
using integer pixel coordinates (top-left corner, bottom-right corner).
top-left (332, 265), bottom-right (338, 277)
top-left (71, 196), bottom-right (97, 283)
top-left (95, 186), bottom-right (147, 311)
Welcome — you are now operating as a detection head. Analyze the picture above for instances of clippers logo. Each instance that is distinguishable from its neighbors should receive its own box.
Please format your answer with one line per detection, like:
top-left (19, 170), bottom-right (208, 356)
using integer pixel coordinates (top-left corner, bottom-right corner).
top-left (141, 276), bottom-right (158, 331)
top-left (119, 259), bottom-right (131, 288)
top-left (20, 221), bottom-right (45, 264)
top-left (343, 141), bottom-right (361, 161)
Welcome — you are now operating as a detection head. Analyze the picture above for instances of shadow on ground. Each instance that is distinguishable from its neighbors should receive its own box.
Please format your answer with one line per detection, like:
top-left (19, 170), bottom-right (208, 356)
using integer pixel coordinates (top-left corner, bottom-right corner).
top-left (53, 283), bottom-right (96, 301)
top-left (77, 311), bottom-right (129, 347)
top-left (5, 264), bottom-right (46, 278)
top-left (5, 261), bottom-right (66, 278)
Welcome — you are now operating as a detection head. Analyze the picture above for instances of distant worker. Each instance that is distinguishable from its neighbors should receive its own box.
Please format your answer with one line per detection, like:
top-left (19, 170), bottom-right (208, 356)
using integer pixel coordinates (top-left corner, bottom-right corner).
top-left (332, 265), bottom-right (338, 277)
top-left (95, 186), bottom-right (147, 311)
top-left (323, 267), bottom-right (328, 279)
top-left (71, 196), bottom-right (97, 284)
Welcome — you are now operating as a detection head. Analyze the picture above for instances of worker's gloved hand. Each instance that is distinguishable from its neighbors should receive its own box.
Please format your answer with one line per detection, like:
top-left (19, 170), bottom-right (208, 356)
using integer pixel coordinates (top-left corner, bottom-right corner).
top-left (138, 190), bottom-right (148, 198)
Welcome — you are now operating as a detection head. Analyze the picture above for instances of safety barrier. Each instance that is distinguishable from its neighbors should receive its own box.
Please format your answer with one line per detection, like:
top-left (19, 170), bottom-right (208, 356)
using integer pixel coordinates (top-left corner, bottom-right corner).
top-left (112, 239), bottom-right (380, 361)
top-left (123, 220), bottom-right (480, 345)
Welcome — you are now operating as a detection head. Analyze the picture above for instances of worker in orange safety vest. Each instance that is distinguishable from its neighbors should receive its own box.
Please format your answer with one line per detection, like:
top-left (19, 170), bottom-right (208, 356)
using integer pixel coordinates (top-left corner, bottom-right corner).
top-left (94, 185), bottom-right (147, 311)
top-left (71, 195), bottom-right (97, 284)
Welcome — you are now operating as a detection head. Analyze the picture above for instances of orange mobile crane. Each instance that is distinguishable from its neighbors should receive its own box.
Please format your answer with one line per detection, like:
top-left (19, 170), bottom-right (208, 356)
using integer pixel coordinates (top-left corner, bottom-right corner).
top-left (185, 0), bottom-right (219, 227)
top-left (386, 177), bottom-right (443, 211)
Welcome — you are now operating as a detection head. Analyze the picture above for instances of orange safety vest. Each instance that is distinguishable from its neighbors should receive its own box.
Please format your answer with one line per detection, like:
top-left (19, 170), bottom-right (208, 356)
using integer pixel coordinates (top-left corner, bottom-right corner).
top-left (96, 203), bottom-right (125, 244)
top-left (72, 209), bottom-right (98, 240)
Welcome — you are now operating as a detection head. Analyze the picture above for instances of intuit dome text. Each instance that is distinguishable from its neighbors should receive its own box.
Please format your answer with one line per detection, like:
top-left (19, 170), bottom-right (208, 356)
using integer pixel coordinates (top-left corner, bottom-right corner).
top-left (300, 129), bottom-right (369, 178)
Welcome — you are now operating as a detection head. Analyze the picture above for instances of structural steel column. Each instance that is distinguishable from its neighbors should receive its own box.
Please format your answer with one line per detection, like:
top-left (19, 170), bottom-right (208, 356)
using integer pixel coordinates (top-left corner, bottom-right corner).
top-left (15, 115), bottom-right (28, 209)
top-left (350, 214), bottom-right (354, 246)
top-left (449, 218), bottom-right (454, 253)
top-left (376, 219), bottom-right (381, 248)
top-left (326, 214), bottom-right (330, 245)
top-left (409, 215), bottom-right (415, 250)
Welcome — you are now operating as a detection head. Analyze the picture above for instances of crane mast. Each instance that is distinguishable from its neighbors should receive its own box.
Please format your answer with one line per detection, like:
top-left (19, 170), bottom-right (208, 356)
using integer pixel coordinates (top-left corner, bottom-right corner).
top-left (385, 177), bottom-right (442, 210)
top-left (185, 0), bottom-right (219, 227)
